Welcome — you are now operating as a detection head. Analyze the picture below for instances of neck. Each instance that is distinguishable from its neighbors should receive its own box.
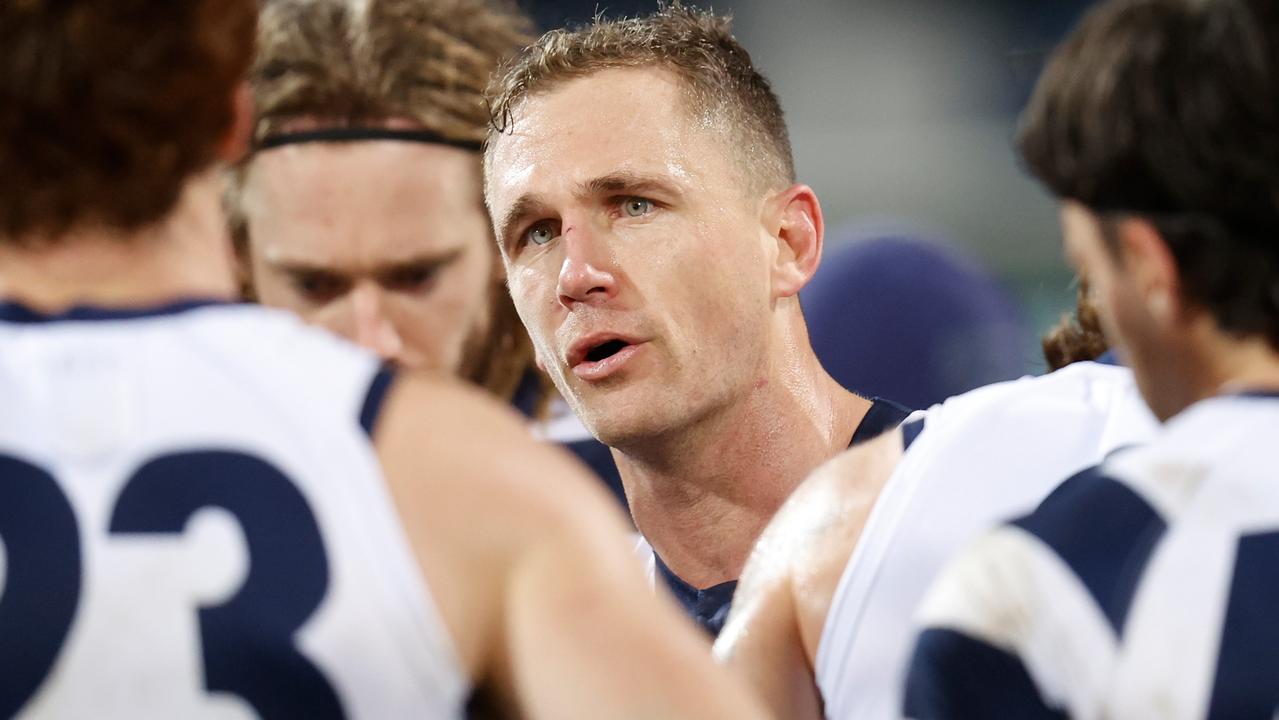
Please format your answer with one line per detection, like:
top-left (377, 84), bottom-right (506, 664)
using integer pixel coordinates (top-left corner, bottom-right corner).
top-left (1186, 334), bottom-right (1279, 412)
top-left (620, 329), bottom-right (870, 588)
top-left (0, 170), bottom-right (237, 311)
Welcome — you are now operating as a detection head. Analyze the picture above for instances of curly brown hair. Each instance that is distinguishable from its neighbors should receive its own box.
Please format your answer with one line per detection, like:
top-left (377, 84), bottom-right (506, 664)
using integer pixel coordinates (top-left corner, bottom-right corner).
top-left (483, 2), bottom-right (794, 196)
top-left (1042, 280), bottom-right (1109, 371)
top-left (226, 0), bottom-right (538, 403)
top-left (0, 0), bottom-right (256, 244)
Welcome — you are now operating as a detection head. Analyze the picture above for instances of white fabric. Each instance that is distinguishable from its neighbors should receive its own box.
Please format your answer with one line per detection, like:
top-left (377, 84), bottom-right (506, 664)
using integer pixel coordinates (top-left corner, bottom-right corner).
top-left (1105, 395), bottom-right (1279, 719)
top-left (0, 304), bottom-right (467, 719)
top-left (815, 361), bottom-right (1158, 720)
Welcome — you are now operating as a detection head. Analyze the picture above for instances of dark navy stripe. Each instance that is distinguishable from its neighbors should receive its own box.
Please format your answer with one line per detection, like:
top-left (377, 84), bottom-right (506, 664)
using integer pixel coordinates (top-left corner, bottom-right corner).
top-left (850, 397), bottom-right (913, 447)
top-left (0, 298), bottom-right (231, 324)
top-left (1230, 390), bottom-right (1279, 400)
top-left (904, 628), bottom-right (1067, 719)
top-left (652, 552), bottom-right (737, 638)
top-left (358, 366), bottom-right (397, 437)
top-left (1012, 466), bottom-right (1166, 634)
top-left (1207, 531), bottom-right (1279, 719)
top-left (901, 417), bottom-right (927, 451)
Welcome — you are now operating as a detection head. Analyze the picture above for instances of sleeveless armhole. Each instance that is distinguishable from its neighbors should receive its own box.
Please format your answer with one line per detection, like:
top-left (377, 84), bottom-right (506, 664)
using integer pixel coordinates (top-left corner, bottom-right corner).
top-left (347, 361), bottom-right (471, 713)
top-left (359, 365), bottom-right (397, 437)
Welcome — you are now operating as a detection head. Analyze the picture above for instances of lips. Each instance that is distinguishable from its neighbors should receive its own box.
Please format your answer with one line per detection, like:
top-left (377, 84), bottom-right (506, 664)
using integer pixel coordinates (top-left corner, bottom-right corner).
top-left (566, 333), bottom-right (646, 381)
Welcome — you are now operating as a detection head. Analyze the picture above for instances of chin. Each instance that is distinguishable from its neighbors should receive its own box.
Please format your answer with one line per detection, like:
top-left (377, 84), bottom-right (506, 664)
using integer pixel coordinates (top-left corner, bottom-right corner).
top-left (578, 400), bottom-right (678, 449)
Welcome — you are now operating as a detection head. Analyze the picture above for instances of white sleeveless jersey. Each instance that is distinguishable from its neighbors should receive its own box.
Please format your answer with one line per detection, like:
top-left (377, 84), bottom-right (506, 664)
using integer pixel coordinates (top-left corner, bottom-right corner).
top-left (905, 392), bottom-right (1279, 719)
top-left (815, 361), bottom-right (1158, 720)
top-left (0, 301), bottom-right (467, 719)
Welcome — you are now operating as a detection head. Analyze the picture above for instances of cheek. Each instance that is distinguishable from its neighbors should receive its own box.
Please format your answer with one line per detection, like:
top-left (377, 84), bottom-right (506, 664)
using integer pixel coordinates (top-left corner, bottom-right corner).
top-left (506, 263), bottom-right (559, 324)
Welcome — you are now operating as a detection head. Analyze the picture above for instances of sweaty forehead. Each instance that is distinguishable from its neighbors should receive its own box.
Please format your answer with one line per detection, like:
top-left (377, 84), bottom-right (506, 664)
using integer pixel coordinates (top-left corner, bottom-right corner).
top-left (485, 66), bottom-right (738, 208)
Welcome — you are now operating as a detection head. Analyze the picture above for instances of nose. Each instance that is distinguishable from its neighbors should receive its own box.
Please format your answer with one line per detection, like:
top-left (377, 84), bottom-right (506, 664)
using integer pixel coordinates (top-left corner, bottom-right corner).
top-left (350, 283), bottom-right (405, 363)
top-left (556, 228), bottom-right (618, 309)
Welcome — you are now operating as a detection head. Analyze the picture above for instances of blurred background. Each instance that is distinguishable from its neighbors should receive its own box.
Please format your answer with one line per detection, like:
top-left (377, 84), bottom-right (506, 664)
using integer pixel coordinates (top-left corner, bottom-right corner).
top-left (519, 0), bottom-right (1099, 406)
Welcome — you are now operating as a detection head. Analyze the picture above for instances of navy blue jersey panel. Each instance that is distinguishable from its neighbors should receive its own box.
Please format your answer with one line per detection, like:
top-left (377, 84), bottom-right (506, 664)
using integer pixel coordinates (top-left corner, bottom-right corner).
top-left (1206, 531), bottom-right (1279, 720)
top-left (1012, 466), bottom-right (1166, 634)
top-left (0, 298), bottom-right (230, 324)
top-left (901, 417), bottom-right (927, 451)
top-left (904, 628), bottom-right (1067, 719)
top-left (850, 397), bottom-right (913, 447)
top-left (653, 553), bottom-right (737, 638)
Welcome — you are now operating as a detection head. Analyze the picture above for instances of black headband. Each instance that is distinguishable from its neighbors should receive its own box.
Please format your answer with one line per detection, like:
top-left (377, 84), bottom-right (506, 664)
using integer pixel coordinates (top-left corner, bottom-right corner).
top-left (255, 127), bottom-right (483, 153)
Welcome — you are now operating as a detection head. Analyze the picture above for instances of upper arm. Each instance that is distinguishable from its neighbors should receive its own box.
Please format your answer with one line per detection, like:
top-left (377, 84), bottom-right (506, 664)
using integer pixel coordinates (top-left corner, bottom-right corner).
top-left (715, 428), bottom-right (906, 719)
top-left (375, 373), bottom-right (770, 720)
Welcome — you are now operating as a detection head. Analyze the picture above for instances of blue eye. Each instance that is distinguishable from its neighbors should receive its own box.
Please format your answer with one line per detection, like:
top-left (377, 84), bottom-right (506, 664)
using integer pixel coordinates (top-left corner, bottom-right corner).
top-left (526, 223), bottom-right (556, 246)
top-left (623, 198), bottom-right (653, 217)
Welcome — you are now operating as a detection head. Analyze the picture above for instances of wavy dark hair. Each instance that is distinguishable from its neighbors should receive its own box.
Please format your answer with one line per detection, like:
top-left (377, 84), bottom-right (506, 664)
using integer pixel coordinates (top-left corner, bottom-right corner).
top-left (0, 0), bottom-right (256, 243)
top-left (1020, 0), bottom-right (1279, 349)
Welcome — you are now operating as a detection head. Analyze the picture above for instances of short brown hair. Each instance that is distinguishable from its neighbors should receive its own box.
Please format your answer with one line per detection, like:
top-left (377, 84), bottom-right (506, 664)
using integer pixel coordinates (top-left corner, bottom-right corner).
top-left (228, 0), bottom-right (538, 402)
top-left (0, 0), bottom-right (256, 244)
top-left (484, 3), bottom-right (794, 193)
top-left (1020, 0), bottom-right (1279, 349)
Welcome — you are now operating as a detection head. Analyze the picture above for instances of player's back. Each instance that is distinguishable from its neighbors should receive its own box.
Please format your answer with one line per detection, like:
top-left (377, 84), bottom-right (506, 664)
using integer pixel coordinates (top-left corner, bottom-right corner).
top-left (903, 392), bottom-right (1279, 719)
top-left (816, 359), bottom-right (1158, 720)
top-left (1105, 392), bottom-right (1279, 718)
top-left (0, 300), bottom-right (465, 718)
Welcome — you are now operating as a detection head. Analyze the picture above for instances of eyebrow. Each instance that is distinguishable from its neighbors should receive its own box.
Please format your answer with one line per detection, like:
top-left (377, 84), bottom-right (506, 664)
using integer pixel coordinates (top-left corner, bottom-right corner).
top-left (495, 171), bottom-right (681, 249)
top-left (268, 248), bottom-right (465, 279)
top-left (495, 194), bottom-right (549, 251)
top-left (578, 171), bottom-right (677, 200)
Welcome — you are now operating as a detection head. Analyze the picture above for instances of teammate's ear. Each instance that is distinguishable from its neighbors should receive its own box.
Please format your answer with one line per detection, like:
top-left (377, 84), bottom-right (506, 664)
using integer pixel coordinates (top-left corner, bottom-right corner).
top-left (769, 184), bottom-right (824, 299)
top-left (1116, 217), bottom-right (1182, 327)
top-left (217, 83), bottom-right (255, 165)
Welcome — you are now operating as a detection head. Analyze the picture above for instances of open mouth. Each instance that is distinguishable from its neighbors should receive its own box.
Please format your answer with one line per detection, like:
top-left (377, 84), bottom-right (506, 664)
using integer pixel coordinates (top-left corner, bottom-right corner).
top-left (584, 339), bottom-right (629, 363)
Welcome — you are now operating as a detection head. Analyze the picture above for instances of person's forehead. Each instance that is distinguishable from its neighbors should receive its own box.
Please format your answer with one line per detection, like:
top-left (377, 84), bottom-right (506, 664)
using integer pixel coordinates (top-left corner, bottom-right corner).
top-left (487, 67), bottom-right (730, 204)
top-left (244, 143), bottom-right (490, 265)
top-left (247, 142), bottom-right (483, 219)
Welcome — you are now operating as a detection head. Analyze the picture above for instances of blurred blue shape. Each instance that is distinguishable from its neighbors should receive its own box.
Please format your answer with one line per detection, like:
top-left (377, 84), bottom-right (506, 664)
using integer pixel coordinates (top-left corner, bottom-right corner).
top-left (803, 231), bottom-right (1029, 410)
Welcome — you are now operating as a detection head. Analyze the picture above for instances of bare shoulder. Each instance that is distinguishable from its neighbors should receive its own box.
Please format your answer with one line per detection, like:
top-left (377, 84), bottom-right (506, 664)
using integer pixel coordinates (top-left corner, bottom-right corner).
top-left (375, 371), bottom-right (623, 533)
top-left (370, 371), bottom-right (633, 680)
top-left (724, 428), bottom-right (906, 662)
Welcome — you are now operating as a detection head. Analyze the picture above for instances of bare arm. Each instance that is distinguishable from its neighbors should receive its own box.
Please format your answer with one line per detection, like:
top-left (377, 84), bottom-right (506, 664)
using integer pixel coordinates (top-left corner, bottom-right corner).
top-left (715, 429), bottom-right (905, 719)
top-left (376, 373), bottom-right (770, 719)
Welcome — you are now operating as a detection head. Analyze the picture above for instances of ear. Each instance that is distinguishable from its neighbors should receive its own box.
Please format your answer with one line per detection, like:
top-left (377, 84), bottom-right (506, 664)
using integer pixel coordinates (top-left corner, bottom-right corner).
top-left (1114, 217), bottom-right (1183, 327)
top-left (768, 184), bottom-right (825, 299)
top-left (217, 82), bottom-right (255, 165)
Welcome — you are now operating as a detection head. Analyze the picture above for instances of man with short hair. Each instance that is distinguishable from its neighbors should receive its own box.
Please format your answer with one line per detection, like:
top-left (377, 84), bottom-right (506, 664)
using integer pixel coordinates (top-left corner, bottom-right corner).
top-left (0, 2), bottom-right (771, 717)
top-left (483, 5), bottom-right (911, 636)
top-left (904, 0), bottom-right (1279, 716)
